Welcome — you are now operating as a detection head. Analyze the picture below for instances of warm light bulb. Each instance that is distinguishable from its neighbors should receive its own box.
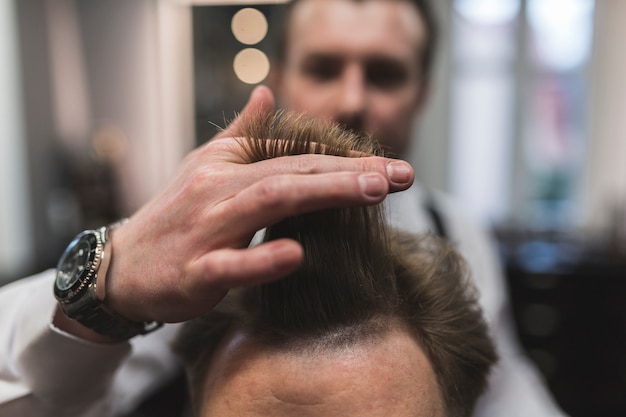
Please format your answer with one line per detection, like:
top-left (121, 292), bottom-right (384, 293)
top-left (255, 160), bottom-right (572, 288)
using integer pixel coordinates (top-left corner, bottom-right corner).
top-left (233, 48), bottom-right (270, 84)
top-left (231, 8), bottom-right (268, 45)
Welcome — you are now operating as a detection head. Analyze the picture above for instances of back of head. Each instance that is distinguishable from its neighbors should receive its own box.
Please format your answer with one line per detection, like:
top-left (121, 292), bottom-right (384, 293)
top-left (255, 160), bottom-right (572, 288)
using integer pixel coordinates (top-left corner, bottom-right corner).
top-left (173, 112), bottom-right (496, 417)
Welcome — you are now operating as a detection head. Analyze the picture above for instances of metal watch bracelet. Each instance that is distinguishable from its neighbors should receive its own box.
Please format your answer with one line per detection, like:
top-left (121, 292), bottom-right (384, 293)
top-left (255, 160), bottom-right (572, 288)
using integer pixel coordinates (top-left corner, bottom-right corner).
top-left (58, 219), bottom-right (162, 340)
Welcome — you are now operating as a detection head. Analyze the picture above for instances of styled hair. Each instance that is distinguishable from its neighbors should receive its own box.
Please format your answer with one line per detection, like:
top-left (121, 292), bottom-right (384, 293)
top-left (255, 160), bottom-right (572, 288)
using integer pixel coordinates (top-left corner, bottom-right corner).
top-left (173, 112), bottom-right (496, 417)
top-left (273, 0), bottom-right (439, 81)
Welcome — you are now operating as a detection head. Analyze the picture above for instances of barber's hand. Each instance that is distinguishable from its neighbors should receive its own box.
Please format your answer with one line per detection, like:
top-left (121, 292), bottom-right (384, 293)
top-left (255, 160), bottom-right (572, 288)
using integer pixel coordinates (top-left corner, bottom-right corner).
top-left (84, 86), bottom-right (414, 327)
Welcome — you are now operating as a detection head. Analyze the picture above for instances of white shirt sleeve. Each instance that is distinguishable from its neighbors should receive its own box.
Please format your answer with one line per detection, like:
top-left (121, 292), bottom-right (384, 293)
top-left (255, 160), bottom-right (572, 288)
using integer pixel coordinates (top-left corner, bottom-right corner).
top-left (0, 270), bottom-right (182, 417)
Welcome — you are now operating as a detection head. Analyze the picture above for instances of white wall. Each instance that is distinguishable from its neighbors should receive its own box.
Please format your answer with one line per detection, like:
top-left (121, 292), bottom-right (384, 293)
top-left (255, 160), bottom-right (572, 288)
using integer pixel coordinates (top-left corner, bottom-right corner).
top-left (585, 1), bottom-right (626, 238)
top-left (1, 0), bottom-right (195, 282)
top-left (0, 0), bottom-right (32, 281)
top-left (76, 0), bottom-right (195, 212)
top-left (408, 0), bottom-right (453, 193)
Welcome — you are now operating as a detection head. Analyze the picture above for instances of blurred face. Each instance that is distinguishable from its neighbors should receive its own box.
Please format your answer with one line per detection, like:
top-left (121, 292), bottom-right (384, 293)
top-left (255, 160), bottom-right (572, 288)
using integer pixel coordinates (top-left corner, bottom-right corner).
top-left (274, 0), bottom-right (429, 155)
top-left (199, 329), bottom-right (445, 417)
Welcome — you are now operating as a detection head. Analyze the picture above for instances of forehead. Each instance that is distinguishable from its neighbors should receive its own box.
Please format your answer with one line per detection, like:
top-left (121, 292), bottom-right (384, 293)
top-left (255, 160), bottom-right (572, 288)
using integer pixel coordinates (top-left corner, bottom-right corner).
top-left (286, 0), bottom-right (426, 63)
top-left (199, 329), bottom-right (444, 417)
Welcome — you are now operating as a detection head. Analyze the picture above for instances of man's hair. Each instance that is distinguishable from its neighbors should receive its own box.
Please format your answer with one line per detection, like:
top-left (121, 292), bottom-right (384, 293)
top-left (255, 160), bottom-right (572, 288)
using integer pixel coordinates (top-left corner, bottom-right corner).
top-left (273, 0), bottom-right (439, 80)
top-left (173, 112), bottom-right (496, 417)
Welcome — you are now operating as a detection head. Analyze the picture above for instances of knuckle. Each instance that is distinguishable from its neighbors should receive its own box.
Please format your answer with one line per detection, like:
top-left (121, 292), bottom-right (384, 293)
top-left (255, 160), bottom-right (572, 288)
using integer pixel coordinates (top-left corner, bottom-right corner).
top-left (187, 170), bottom-right (213, 190)
top-left (184, 169), bottom-right (225, 195)
top-left (204, 138), bottom-right (233, 153)
top-left (254, 177), bottom-right (290, 209)
top-left (192, 138), bottom-right (242, 161)
top-left (290, 156), bottom-right (318, 175)
top-left (356, 156), bottom-right (381, 173)
top-left (200, 257), bottom-right (224, 282)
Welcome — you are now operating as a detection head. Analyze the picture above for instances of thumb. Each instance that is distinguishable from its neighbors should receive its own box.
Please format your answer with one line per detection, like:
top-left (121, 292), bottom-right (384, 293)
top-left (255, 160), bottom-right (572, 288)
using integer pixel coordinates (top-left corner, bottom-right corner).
top-left (215, 85), bottom-right (276, 139)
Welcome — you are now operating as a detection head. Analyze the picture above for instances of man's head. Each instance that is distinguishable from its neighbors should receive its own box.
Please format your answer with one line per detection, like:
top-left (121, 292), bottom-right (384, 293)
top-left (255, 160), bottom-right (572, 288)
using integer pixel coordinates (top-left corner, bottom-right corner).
top-left (271, 0), bottom-right (438, 155)
top-left (182, 319), bottom-right (443, 416)
top-left (173, 112), bottom-right (496, 417)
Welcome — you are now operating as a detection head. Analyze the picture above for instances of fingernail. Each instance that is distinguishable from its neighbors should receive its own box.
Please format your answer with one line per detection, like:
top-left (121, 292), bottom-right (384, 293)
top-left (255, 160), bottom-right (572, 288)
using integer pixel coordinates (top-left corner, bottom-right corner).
top-left (387, 161), bottom-right (412, 184)
top-left (359, 173), bottom-right (386, 198)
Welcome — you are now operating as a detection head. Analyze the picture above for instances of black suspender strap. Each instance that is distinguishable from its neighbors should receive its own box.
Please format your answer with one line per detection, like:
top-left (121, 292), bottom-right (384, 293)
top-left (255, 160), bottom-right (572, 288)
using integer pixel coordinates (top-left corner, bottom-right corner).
top-left (424, 193), bottom-right (449, 241)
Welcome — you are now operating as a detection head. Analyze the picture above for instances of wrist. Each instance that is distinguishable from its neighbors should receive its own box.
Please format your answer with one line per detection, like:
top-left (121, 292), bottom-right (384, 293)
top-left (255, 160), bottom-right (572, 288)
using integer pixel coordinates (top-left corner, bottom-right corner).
top-left (98, 220), bottom-right (140, 322)
top-left (53, 304), bottom-right (123, 344)
top-left (53, 220), bottom-right (161, 341)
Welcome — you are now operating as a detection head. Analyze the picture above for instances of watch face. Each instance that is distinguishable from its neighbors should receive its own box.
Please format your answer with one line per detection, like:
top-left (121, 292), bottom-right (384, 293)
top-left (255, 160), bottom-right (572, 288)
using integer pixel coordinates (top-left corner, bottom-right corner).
top-left (55, 231), bottom-right (100, 298)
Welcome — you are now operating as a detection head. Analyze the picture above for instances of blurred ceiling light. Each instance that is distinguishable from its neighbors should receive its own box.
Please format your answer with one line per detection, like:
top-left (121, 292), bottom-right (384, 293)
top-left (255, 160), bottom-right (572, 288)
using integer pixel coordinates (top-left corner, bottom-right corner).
top-left (91, 124), bottom-right (128, 164)
top-left (233, 48), bottom-right (270, 84)
top-left (231, 8), bottom-right (268, 45)
top-left (527, 0), bottom-right (595, 71)
top-left (455, 0), bottom-right (520, 25)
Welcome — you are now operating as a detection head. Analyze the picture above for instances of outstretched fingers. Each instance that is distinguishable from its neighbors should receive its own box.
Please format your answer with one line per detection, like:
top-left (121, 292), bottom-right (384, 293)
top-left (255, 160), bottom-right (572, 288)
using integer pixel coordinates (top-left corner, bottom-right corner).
top-left (214, 171), bottom-right (389, 240)
top-left (187, 239), bottom-right (304, 292)
top-left (237, 153), bottom-right (414, 193)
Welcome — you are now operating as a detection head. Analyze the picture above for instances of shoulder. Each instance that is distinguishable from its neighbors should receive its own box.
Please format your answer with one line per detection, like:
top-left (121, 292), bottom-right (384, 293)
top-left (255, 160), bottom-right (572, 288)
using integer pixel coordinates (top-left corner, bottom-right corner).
top-left (424, 190), bottom-right (507, 318)
top-left (425, 189), bottom-right (489, 243)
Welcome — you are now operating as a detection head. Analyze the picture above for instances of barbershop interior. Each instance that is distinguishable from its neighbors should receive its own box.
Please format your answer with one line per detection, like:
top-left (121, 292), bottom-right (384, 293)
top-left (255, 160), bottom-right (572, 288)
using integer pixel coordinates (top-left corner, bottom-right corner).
top-left (0, 0), bottom-right (624, 416)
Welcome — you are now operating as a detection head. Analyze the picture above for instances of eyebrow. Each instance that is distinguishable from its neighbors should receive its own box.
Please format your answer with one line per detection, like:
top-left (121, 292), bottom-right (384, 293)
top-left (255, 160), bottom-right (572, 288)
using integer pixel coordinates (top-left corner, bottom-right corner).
top-left (301, 52), bottom-right (409, 65)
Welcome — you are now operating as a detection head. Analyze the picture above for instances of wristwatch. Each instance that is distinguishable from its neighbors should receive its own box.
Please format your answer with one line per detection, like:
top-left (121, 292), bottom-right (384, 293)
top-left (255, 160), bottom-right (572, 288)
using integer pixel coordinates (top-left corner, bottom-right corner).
top-left (54, 221), bottom-right (161, 340)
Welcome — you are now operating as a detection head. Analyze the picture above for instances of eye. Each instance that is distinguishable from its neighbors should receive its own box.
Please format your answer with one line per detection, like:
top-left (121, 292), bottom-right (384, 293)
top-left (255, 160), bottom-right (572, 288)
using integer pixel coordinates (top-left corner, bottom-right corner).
top-left (366, 59), bottom-right (408, 89)
top-left (301, 56), bottom-right (343, 82)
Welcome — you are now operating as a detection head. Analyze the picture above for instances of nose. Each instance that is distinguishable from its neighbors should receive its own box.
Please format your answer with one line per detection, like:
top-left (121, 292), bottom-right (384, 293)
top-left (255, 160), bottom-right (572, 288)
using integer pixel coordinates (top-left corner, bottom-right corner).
top-left (335, 63), bottom-right (366, 132)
